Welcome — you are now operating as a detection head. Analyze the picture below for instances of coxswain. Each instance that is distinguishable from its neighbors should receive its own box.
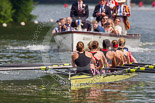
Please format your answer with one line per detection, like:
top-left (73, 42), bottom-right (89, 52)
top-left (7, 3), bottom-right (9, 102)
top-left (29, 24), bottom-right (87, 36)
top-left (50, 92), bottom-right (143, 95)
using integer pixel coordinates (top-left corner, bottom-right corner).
top-left (112, 0), bottom-right (130, 35)
top-left (89, 41), bottom-right (107, 74)
top-left (72, 41), bottom-right (96, 75)
top-left (118, 38), bottom-right (137, 63)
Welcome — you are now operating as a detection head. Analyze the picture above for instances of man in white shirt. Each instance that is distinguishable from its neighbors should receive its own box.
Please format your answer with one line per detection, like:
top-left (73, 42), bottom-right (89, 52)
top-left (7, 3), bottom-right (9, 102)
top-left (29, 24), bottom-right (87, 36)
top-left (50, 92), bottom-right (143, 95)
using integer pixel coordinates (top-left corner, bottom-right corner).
top-left (114, 17), bottom-right (122, 35)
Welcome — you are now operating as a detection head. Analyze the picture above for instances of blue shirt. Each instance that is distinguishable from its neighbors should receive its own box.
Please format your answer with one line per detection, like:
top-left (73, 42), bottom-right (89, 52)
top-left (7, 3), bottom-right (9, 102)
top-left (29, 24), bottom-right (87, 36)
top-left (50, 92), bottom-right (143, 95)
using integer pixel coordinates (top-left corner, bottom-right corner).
top-left (97, 25), bottom-right (105, 32)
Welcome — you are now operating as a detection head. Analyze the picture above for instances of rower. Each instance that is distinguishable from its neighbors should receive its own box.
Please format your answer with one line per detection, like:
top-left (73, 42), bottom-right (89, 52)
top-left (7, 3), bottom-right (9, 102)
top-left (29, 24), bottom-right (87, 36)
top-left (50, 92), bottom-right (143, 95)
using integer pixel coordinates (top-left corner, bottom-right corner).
top-left (118, 38), bottom-right (137, 63)
top-left (100, 39), bottom-right (111, 67)
top-left (89, 41), bottom-right (107, 74)
top-left (72, 41), bottom-right (96, 75)
top-left (106, 40), bottom-right (124, 68)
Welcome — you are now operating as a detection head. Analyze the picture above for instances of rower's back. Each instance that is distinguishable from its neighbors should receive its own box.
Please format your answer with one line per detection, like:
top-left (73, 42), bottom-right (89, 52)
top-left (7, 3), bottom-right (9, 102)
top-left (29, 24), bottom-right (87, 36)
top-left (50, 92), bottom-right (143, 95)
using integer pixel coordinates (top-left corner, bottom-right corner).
top-left (72, 41), bottom-right (96, 74)
top-left (100, 39), bottom-right (111, 65)
top-left (75, 51), bottom-right (91, 69)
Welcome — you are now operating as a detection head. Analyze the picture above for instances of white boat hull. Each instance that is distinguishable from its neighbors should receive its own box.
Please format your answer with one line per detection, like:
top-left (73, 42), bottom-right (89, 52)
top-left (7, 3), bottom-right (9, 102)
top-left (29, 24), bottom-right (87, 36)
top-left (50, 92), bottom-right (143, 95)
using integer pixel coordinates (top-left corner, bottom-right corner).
top-left (54, 31), bottom-right (141, 51)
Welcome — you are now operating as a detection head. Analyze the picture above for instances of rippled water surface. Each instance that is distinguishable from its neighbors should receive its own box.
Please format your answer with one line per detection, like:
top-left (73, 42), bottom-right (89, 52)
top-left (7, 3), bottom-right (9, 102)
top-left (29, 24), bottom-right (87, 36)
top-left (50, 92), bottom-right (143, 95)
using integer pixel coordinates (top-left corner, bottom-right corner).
top-left (0, 4), bottom-right (155, 103)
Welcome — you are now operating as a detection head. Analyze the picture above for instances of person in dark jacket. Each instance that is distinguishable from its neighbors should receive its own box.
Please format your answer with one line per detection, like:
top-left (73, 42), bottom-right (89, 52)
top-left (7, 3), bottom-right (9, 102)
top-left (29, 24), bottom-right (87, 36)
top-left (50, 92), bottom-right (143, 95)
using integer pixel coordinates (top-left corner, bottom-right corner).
top-left (70, 0), bottom-right (89, 28)
top-left (93, 0), bottom-right (111, 24)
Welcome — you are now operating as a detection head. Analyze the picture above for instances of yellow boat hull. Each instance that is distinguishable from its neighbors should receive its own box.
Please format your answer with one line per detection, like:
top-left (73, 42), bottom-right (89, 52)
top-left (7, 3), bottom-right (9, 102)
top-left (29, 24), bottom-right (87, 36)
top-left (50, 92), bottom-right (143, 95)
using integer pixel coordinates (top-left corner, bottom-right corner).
top-left (71, 73), bottom-right (137, 90)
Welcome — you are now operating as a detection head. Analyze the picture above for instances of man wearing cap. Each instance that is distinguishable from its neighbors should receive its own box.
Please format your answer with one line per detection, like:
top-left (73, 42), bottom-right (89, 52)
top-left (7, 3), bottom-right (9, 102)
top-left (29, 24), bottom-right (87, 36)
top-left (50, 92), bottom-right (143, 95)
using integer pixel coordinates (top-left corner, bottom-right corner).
top-left (112, 0), bottom-right (130, 35)
top-left (93, 0), bottom-right (112, 25)
top-left (70, 0), bottom-right (89, 28)
top-left (52, 19), bottom-right (61, 34)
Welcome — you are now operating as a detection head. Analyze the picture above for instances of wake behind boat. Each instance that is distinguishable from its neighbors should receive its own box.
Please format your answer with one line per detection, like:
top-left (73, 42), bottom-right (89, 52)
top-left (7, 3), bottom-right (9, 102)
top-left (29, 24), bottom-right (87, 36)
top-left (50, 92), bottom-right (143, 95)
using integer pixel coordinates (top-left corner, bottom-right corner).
top-left (54, 31), bottom-right (141, 51)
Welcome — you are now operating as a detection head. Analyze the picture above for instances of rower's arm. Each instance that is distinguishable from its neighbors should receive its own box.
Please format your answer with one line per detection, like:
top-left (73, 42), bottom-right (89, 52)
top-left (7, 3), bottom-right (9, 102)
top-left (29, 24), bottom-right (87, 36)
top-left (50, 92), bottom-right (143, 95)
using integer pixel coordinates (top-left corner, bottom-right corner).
top-left (101, 52), bottom-right (108, 67)
top-left (91, 54), bottom-right (96, 65)
top-left (119, 53), bottom-right (124, 66)
top-left (125, 51), bottom-right (130, 64)
top-left (71, 55), bottom-right (77, 67)
top-left (97, 59), bottom-right (104, 71)
top-left (131, 55), bottom-right (137, 63)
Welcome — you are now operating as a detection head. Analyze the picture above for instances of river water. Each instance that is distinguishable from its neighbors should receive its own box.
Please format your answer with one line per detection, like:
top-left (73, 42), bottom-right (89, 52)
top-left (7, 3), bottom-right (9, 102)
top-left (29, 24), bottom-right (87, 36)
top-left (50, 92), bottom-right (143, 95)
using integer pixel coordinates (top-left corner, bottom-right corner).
top-left (0, 4), bottom-right (155, 103)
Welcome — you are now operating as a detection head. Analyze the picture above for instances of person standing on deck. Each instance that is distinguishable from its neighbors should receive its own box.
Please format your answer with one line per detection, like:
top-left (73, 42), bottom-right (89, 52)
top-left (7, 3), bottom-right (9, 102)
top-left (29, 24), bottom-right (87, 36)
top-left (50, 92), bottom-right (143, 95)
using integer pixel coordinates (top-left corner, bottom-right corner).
top-left (112, 0), bottom-right (130, 35)
top-left (93, 0), bottom-right (111, 25)
top-left (70, 0), bottom-right (89, 28)
top-left (72, 41), bottom-right (96, 75)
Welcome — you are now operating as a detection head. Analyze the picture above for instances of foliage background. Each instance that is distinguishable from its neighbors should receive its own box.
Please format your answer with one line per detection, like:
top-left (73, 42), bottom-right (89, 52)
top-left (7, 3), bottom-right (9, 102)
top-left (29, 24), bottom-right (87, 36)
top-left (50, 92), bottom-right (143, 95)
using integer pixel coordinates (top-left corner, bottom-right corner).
top-left (0, 0), bottom-right (35, 23)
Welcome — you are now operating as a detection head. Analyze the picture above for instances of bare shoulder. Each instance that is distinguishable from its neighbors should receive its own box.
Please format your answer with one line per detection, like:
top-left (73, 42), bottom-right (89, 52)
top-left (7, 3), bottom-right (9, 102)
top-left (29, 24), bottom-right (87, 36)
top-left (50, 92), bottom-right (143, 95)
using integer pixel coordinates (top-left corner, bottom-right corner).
top-left (85, 51), bottom-right (92, 57)
top-left (96, 51), bottom-right (104, 56)
top-left (72, 53), bottom-right (78, 59)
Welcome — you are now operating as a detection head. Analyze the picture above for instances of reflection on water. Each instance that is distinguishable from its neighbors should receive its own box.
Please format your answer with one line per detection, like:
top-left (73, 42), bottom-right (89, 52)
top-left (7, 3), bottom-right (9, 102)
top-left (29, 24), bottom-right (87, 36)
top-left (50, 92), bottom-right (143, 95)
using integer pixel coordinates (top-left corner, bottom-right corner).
top-left (1, 76), bottom-right (155, 103)
top-left (0, 4), bottom-right (155, 103)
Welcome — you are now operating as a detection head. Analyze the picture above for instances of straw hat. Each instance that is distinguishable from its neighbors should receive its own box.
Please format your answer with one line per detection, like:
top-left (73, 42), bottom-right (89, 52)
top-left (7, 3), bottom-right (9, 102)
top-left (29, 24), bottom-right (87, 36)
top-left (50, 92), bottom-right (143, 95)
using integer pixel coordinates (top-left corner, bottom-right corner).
top-left (116, 0), bottom-right (126, 3)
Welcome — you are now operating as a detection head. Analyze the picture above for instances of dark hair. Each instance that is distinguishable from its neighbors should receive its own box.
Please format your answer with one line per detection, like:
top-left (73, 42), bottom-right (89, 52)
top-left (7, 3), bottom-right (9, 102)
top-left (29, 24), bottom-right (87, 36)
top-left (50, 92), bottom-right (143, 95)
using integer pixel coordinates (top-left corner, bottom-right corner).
top-left (92, 41), bottom-right (99, 49)
top-left (104, 22), bottom-right (110, 26)
top-left (112, 40), bottom-right (118, 48)
top-left (115, 17), bottom-right (121, 21)
top-left (76, 41), bottom-right (84, 52)
top-left (102, 39), bottom-right (110, 49)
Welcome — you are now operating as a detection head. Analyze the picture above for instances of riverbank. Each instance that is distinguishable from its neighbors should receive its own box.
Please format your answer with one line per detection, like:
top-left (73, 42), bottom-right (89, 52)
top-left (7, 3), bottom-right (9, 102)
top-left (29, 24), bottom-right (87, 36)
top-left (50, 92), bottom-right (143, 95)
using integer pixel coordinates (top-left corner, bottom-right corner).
top-left (0, 22), bottom-right (54, 41)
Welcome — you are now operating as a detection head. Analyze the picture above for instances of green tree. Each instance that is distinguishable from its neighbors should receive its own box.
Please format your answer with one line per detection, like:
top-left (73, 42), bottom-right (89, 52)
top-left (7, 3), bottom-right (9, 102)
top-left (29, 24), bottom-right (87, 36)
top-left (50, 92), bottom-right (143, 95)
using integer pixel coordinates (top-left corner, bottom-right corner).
top-left (0, 0), bottom-right (13, 23)
top-left (10, 0), bottom-right (35, 23)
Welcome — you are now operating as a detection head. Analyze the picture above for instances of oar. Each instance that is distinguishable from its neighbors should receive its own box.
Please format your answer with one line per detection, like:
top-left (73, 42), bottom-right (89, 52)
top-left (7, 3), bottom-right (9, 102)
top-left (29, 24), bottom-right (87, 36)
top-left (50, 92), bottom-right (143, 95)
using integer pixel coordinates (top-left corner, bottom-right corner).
top-left (0, 65), bottom-right (73, 71)
top-left (123, 63), bottom-right (155, 69)
top-left (132, 63), bottom-right (154, 66)
top-left (0, 63), bottom-right (72, 67)
top-left (104, 67), bottom-right (155, 73)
